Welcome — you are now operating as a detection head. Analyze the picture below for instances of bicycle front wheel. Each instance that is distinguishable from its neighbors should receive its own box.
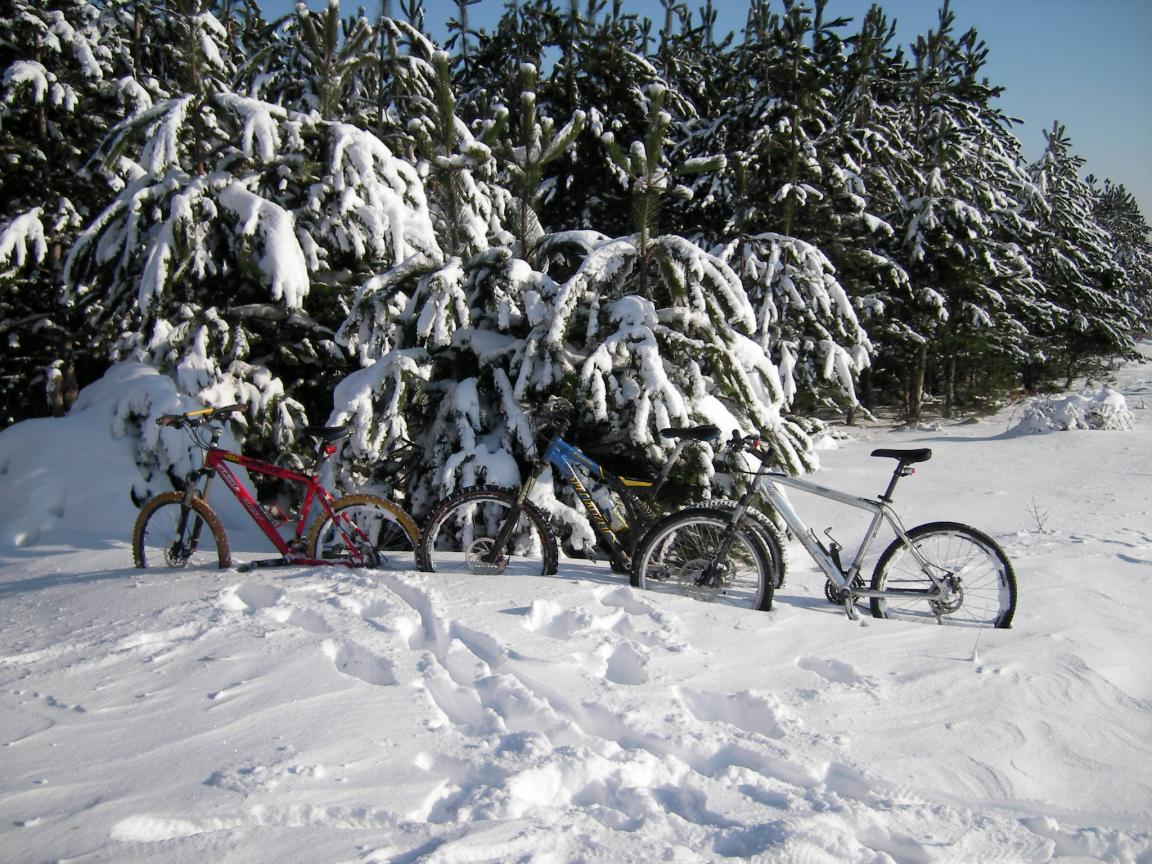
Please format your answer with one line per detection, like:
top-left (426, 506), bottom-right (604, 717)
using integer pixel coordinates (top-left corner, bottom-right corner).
top-left (417, 486), bottom-right (558, 576)
top-left (632, 508), bottom-right (775, 611)
top-left (870, 521), bottom-right (1016, 628)
top-left (306, 494), bottom-right (419, 570)
top-left (132, 492), bottom-right (231, 569)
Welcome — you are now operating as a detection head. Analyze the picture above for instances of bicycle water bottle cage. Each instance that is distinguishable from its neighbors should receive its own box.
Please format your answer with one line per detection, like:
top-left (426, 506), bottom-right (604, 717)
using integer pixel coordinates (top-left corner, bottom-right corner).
top-left (659, 425), bottom-right (720, 443)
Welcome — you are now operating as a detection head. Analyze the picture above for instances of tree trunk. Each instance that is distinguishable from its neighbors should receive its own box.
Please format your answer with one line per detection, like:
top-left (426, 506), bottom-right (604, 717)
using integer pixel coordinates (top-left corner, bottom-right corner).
top-left (943, 353), bottom-right (956, 418)
top-left (908, 343), bottom-right (928, 423)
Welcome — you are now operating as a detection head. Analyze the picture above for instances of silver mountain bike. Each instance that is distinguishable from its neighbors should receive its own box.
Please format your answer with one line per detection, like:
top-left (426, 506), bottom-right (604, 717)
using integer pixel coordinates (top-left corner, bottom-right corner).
top-left (632, 432), bottom-right (1017, 627)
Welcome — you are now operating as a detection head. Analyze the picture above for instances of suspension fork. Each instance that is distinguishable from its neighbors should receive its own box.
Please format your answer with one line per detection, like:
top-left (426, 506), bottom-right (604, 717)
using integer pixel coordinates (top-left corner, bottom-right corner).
top-left (174, 465), bottom-right (217, 554)
top-left (482, 458), bottom-right (548, 564)
top-left (697, 463), bottom-right (769, 587)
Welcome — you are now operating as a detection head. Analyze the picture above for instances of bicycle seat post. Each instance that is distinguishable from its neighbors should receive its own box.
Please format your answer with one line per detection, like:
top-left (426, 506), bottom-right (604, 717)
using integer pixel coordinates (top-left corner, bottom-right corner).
top-left (870, 448), bottom-right (932, 503)
top-left (879, 464), bottom-right (905, 503)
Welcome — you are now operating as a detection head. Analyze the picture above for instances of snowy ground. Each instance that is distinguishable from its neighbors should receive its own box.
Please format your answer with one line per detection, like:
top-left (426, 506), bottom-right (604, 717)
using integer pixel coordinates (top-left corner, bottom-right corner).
top-left (2, 349), bottom-right (1151, 864)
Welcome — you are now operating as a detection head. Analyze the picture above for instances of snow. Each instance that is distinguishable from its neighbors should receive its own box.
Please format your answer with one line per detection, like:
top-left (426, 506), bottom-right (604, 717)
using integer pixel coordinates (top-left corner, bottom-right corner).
top-left (1009, 387), bottom-right (1136, 434)
top-left (2, 347), bottom-right (1152, 862)
top-left (0, 208), bottom-right (48, 270)
top-left (217, 181), bottom-right (310, 309)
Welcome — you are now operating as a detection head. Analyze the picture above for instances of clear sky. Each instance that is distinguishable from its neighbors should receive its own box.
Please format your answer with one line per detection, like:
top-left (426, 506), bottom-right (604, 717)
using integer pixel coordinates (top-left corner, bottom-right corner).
top-left (262, 0), bottom-right (1152, 221)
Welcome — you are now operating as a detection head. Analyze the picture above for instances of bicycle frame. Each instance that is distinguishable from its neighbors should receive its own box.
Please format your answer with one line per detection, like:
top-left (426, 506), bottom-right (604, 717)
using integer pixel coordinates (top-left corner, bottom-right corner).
top-left (187, 432), bottom-right (367, 568)
top-left (739, 453), bottom-right (952, 607)
top-left (491, 428), bottom-right (702, 572)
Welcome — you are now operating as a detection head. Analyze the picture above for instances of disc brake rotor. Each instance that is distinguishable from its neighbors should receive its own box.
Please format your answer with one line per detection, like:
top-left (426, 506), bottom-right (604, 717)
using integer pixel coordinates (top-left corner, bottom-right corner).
top-left (672, 557), bottom-right (724, 602)
top-left (930, 582), bottom-right (965, 615)
top-left (465, 538), bottom-right (507, 575)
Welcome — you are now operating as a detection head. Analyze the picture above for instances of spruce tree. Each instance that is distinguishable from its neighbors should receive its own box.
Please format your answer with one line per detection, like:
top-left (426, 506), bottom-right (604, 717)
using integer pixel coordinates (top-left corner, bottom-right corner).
top-left (1026, 125), bottom-right (1138, 385)
top-left (0, 0), bottom-right (125, 422)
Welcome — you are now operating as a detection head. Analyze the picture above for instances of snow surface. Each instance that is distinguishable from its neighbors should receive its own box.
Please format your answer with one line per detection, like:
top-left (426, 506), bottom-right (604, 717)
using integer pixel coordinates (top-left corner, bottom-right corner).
top-left (2, 348), bottom-right (1151, 862)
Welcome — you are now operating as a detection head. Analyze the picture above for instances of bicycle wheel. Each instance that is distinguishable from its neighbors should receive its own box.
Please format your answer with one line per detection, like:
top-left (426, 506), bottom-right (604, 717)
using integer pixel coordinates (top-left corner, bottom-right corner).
top-left (306, 494), bottom-right (419, 570)
top-left (417, 485), bottom-right (558, 576)
top-left (132, 492), bottom-right (231, 569)
top-left (870, 521), bottom-right (1016, 628)
top-left (632, 507), bottom-right (775, 610)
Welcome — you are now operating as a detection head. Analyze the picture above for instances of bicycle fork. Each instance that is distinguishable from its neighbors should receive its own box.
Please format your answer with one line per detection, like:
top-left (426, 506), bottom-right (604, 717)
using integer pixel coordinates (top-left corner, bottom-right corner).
top-left (171, 470), bottom-right (215, 564)
top-left (483, 464), bottom-right (545, 568)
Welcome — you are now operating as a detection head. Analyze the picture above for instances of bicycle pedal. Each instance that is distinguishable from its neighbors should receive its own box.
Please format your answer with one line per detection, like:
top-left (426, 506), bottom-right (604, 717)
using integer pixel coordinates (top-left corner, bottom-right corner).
top-left (842, 596), bottom-right (860, 621)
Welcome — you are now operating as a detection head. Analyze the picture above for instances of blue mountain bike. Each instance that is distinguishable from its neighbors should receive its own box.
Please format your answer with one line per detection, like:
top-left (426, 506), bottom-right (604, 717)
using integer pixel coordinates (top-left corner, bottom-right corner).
top-left (416, 399), bottom-right (743, 577)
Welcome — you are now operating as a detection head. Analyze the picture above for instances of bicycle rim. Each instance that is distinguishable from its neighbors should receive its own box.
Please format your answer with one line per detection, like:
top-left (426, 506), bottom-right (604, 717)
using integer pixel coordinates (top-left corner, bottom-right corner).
top-left (308, 495), bottom-right (418, 570)
top-left (636, 511), bottom-right (772, 610)
top-left (420, 490), bottom-right (555, 576)
top-left (871, 524), bottom-right (1015, 627)
top-left (133, 495), bottom-right (230, 569)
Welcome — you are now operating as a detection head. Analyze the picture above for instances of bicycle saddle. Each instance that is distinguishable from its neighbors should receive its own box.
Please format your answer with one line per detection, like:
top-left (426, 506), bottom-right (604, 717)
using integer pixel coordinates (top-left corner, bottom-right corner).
top-left (870, 448), bottom-right (932, 464)
top-left (304, 425), bottom-right (352, 444)
top-left (660, 425), bottom-right (721, 442)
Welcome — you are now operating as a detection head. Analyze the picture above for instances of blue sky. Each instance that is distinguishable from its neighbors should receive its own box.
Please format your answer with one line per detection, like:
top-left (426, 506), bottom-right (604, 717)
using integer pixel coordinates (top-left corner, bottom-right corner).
top-left (262, 0), bottom-right (1152, 220)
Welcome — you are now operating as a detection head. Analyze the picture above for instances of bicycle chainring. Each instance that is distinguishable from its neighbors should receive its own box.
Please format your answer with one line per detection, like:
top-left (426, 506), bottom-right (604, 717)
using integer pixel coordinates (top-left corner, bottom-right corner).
top-left (465, 538), bottom-right (507, 575)
top-left (824, 575), bottom-right (864, 605)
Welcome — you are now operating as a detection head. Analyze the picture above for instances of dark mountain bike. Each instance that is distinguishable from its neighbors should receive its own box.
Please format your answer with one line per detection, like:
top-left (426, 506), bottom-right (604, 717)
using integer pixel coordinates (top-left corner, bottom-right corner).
top-left (417, 399), bottom-right (780, 578)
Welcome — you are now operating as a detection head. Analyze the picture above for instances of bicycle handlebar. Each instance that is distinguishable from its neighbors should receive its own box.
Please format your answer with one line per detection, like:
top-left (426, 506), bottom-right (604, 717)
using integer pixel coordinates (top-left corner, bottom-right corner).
top-left (156, 403), bottom-right (246, 428)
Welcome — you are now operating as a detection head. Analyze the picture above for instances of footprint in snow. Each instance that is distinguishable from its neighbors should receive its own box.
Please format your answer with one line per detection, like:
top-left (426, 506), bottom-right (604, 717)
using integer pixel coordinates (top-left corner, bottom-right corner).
top-left (679, 688), bottom-right (785, 739)
top-left (322, 640), bottom-right (397, 687)
top-left (219, 582), bottom-right (283, 612)
top-left (523, 599), bottom-right (593, 640)
top-left (268, 606), bottom-right (332, 634)
top-left (603, 643), bottom-right (648, 685)
top-left (797, 656), bottom-right (875, 688)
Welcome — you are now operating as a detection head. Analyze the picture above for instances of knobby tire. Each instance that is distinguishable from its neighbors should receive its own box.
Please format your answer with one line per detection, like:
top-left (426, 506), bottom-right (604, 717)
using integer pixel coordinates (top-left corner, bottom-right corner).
top-left (417, 485), bottom-right (558, 576)
top-left (306, 494), bottom-right (419, 570)
top-left (632, 507), bottom-right (776, 611)
top-left (132, 492), bottom-right (231, 569)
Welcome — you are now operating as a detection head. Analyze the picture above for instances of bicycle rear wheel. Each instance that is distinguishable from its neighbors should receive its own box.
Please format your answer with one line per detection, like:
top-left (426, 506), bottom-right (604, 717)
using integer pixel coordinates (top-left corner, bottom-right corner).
top-left (417, 486), bottom-right (558, 576)
top-left (632, 507), bottom-right (775, 610)
top-left (132, 492), bottom-right (231, 569)
top-left (870, 521), bottom-right (1016, 628)
top-left (306, 494), bottom-right (419, 570)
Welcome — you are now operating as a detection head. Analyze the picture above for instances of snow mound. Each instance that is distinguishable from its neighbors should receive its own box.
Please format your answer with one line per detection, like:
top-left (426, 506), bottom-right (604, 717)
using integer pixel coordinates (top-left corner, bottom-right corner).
top-left (1010, 387), bottom-right (1134, 435)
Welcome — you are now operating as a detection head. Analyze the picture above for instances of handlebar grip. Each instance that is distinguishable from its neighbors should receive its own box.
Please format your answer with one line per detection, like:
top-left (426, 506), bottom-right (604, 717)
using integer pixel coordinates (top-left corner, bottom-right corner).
top-left (156, 414), bottom-right (181, 427)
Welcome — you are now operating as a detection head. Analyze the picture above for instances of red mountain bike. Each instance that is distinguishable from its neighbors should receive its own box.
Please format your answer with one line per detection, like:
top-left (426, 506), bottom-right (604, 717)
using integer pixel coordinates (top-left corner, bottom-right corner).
top-left (131, 404), bottom-right (418, 571)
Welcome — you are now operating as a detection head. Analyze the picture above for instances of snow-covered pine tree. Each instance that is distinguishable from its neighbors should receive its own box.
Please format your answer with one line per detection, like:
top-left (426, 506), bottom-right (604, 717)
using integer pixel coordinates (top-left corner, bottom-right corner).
top-left (1027, 124), bottom-right (1138, 385)
top-left (531, 0), bottom-right (673, 237)
top-left (696, 0), bottom-right (872, 415)
top-left (884, 2), bottom-right (1042, 419)
top-left (330, 28), bottom-right (511, 506)
top-left (1092, 179), bottom-right (1152, 328)
top-left (0, 0), bottom-right (124, 422)
top-left (499, 61), bottom-right (586, 257)
top-left (62, 1), bottom-right (438, 483)
top-left (514, 86), bottom-right (817, 484)
top-left (271, 0), bottom-right (378, 124)
top-left (811, 4), bottom-right (917, 416)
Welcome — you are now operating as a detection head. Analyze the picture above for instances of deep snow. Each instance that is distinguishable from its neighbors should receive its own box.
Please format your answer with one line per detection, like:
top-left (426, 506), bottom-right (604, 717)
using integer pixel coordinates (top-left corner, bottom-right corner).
top-left (1, 348), bottom-right (1151, 863)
